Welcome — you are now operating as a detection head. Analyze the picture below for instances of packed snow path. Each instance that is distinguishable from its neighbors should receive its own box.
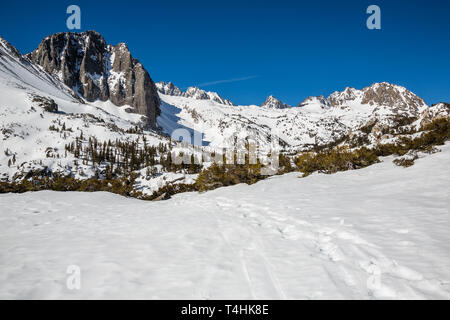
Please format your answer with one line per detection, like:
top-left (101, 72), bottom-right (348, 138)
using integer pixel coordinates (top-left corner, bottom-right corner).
top-left (1, 146), bottom-right (450, 299)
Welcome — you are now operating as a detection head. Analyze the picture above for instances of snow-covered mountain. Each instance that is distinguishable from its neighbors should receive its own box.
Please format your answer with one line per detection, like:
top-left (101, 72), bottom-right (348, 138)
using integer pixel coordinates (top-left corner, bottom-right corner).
top-left (1, 31), bottom-right (450, 300)
top-left (158, 82), bottom-right (448, 152)
top-left (0, 33), bottom-right (175, 193)
top-left (261, 95), bottom-right (291, 109)
top-left (311, 82), bottom-right (427, 112)
top-left (155, 81), bottom-right (184, 97)
top-left (0, 36), bottom-right (81, 102)
top-left (26, 31), bottom-right (160, 128)
top-left (1, 31), bottom-right (449, 195)
top-left (156, 81), bottom-right (234, 106)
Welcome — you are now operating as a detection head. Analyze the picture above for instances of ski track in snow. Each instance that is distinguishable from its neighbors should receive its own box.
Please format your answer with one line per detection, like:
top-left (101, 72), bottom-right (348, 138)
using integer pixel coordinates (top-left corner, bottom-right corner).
top-left (0, 145), bottom-right (450, 299)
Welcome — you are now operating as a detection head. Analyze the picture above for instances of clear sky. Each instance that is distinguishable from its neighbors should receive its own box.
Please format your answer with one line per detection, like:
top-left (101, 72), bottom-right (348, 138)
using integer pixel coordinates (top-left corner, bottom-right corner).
top-left (1, 0), bottom-right (449, 106)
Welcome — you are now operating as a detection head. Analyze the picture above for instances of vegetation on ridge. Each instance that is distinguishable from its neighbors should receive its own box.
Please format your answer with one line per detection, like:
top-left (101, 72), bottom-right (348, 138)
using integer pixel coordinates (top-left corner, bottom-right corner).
top-left (1, 117), bottom-right (449, 200)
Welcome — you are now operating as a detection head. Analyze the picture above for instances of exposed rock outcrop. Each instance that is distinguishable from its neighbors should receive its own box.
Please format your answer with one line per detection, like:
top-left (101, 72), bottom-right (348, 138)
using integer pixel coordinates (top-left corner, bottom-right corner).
top-left (261, 95), bottom-right (291, 109)
top-left (155, 81), bottom-right (184, 97)
top-left (360, 82), bottom-right (427, 111)
top-left (156, 81), bottom-right (234, 106)
top-left (26, 31), bottom-right (160, 128)
top-left (420, 102), bottom-right (450, 126)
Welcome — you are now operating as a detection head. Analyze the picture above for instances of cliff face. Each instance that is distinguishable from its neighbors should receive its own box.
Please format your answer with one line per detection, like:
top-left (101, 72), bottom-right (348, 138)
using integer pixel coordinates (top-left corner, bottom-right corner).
top-left (26, 31), bottom-right (160, 128)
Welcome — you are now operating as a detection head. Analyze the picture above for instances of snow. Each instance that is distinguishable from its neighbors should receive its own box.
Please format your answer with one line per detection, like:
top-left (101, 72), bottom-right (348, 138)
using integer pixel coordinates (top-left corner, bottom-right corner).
top-left (156, 82), bottom-right (234, 106)
top-left (156, 84), bottom-right (430, 153)
top-left (1, 144), bottom-right (449, 299)
top-left (0, 40), bottom-right (172, 187)
top-left (134, 170), bottom-right (198, 195)
top-left (1, 33), bottom-right (450, 299)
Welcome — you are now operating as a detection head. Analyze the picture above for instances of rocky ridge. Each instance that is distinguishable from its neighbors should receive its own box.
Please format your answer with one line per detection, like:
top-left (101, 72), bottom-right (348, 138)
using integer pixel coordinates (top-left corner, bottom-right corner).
top-left (261, 95), bottom-right (291, 109)
top-left (156, 81), bottom-right (234, 106)
top-left (26, 31), bottom-right (160, 128)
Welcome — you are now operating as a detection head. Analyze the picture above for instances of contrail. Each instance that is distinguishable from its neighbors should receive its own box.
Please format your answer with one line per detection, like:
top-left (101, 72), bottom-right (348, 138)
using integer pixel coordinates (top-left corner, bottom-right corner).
top-left (186, 75), bottom-right (260, 88)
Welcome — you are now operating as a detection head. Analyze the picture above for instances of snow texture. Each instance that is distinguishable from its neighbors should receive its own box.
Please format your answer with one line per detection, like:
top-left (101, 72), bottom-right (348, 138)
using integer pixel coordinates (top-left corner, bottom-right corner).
top-left (1, 144), bottom-right (449, 299)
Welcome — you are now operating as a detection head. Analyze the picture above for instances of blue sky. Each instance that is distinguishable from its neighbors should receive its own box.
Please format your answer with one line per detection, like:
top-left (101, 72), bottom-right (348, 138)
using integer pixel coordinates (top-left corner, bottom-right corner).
top-left (1, 0), bottom-right (449, 106)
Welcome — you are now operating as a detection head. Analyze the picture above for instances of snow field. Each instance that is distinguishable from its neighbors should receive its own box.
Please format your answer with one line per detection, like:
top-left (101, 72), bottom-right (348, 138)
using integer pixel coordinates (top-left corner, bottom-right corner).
top-left (1, 144), bottom-right (449, 299)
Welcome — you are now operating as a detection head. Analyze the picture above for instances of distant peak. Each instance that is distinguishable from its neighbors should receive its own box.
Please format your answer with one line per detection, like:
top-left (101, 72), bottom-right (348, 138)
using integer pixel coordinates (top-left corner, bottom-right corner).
top-left (156, 81), bottom-right (184, 97)
top-left (297, 82), bottom-right (427, 112)
top-left (360, 82), bottom-right (426, 109)
top-left (298, 95), bottom-right (330, 109)
top-left (261, 95), bottom-right (291, 109)
top-left (156, 81), bottom-right (234, 106)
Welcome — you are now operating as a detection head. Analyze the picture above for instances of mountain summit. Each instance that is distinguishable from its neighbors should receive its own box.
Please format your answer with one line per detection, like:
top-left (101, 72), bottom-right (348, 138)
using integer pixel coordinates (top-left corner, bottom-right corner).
top-left (156, 81), bottom-right (234, 106)
top-left (26, 31), bottom-right (160, 128)
top-left (0, 31), bottom-right (449, 199)
top-left (299, 82), bottom-right (427, 113)
top-left (261, 95), bottom-right (291, 109)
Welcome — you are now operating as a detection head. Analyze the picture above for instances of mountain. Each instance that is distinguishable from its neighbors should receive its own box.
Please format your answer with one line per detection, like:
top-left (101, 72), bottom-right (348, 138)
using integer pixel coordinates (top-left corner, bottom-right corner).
top-left (300, 82), bottom-right (427, 111)
top-left (298, 95), bottom-right (330, 110)
top-left (1, 32), bottom-right (449, 196)
top-left (295, 83), bottom-right (430, 140)
top-left (184, 86), bottom-right (234, 106)
top-left (155, 81), bottom-right (184, 96)
top-left (328, 82), bottom-right (427, 112)
top-left (0, 36), bottom-right (81, 102)
top-left (159, 81), bottom-right (447, 152)
top-left (26, 31), bottom-right (160, 128)
top-left (0, 33), bottom-right (172, 191)
top-left (261, 95), bottom-right (291, 109)
top-left (156, 81), bottom-right (234, 106)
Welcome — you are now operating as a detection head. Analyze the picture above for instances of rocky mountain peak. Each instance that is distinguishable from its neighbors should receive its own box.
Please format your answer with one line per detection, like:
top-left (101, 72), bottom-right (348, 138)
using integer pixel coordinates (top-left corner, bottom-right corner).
top-left (298, 95), bottom-right (330, 109)
top-left (361, 82), bottom-right (427, 111)
top-left (155, 81), bottom-right (184, 96)
top-left (261, 95), bottom-right (291, 109)
top-left (26, 31), bottom-right (160, 128)
top-left (297, 82), bottom-right (427, 117)
top-left (184, 86), bottom-right (209, 100)
top-left (328, 87), bottom-right (361, 107)
top-left (156, 81), bottom-right (234, 106)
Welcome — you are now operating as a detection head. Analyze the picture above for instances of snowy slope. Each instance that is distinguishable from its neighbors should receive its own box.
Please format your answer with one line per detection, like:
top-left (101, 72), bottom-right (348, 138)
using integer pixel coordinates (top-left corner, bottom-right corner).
top-left (1, 144), bottom-right (449, 299)
top-left (157, 82), bottom-right (441, 153)
top-left (0, 36), bottom-right (79, 102)
top-left (0, 37), bottom-right (175, 186)
top-left (2, 32), bottom-right (448, 183)
top-left (1, 32), bottom-right (449, 198)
